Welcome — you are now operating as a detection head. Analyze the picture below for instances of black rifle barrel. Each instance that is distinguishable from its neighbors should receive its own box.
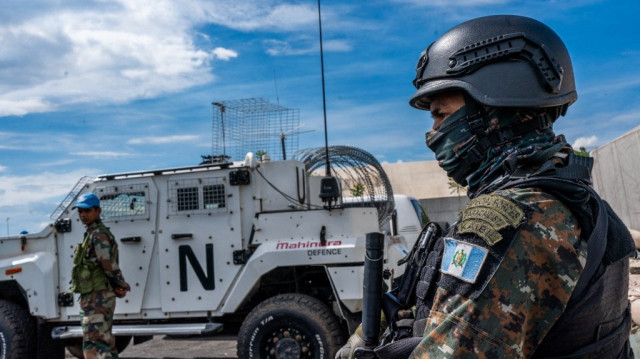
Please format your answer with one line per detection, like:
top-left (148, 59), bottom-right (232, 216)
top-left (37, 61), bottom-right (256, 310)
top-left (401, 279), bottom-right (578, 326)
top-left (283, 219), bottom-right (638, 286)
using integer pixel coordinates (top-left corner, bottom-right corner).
top-left (362, 232), bottom-right (385, 348)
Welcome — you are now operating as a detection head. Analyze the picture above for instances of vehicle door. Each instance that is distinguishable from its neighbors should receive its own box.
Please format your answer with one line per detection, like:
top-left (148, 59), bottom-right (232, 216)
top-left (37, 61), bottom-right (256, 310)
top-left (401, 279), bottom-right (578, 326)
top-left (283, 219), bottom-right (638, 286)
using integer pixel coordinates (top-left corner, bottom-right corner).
top-left (156, 172), bottom-right (243, 313)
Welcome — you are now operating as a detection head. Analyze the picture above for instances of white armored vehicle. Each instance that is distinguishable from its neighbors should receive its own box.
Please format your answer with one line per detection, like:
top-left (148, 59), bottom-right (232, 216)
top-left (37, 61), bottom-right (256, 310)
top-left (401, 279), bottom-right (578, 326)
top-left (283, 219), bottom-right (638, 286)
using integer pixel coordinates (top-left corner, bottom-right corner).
top-left (0, 146), bottom-right (407, 359)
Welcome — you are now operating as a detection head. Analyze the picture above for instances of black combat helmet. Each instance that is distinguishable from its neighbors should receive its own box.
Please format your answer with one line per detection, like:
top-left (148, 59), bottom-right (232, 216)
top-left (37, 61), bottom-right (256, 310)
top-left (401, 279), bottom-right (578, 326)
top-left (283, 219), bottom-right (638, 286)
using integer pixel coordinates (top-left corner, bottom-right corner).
top-left (410, 15), bottom-right (577, 111)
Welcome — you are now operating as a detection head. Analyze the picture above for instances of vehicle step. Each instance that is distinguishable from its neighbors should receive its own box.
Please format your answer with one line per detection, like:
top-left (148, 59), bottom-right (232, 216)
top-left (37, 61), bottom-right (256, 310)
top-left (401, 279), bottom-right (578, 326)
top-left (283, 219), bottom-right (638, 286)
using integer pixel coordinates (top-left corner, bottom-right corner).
top-left (51, 322), bottom-right (223, 339)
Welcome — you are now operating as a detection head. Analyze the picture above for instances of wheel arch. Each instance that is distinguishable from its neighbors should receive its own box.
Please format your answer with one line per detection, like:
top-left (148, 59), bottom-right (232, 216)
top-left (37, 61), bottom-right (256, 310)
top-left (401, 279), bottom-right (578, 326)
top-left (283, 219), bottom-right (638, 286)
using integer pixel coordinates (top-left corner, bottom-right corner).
top-left (233, 265), bottom-right (361, 335)
top-left (0, 251), bottom-right (59, 318)
top-left (0, 280), bottom-right (29, 310)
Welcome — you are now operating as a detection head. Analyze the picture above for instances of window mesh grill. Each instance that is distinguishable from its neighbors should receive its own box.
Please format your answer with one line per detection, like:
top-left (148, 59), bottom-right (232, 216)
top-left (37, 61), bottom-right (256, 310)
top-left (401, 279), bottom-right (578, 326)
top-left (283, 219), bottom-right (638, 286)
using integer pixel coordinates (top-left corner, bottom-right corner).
top-left (96, 183), bottom-right (148, 221)
top-left (177, 187), bottom-right (199, 211)
top-left (169, 177), bottom-right (226, 215)
top-left (204, 184), bottom-right (225, 209)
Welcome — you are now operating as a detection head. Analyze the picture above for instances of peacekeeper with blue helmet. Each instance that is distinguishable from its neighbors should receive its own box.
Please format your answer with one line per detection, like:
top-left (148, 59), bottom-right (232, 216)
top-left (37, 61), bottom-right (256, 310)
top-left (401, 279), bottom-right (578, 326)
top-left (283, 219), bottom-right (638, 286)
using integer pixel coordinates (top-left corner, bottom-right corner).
top-left (71, 193), bottom-right (131, 359)
top-left (337, 15), bottom-right (635, 359)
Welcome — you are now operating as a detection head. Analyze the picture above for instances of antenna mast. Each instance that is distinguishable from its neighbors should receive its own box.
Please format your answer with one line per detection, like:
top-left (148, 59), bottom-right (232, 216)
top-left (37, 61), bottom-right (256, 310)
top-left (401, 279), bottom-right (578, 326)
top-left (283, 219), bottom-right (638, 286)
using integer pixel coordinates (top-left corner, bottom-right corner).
top-left (317, 0), bottom-right (331, 177)
top-left (316, 0), bottom-right (340, 208)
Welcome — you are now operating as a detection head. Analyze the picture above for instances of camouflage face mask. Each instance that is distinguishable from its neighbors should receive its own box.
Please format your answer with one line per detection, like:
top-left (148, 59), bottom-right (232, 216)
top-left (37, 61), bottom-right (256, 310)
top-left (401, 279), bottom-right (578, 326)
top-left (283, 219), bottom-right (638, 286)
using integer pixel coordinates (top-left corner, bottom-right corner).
top-left (425, 106), bottom-right (479, 186)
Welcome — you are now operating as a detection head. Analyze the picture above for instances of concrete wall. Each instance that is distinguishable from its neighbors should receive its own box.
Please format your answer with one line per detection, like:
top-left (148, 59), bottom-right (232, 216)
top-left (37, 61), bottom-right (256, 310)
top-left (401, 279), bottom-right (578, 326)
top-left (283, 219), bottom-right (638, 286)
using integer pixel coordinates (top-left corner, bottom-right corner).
top-left (381, 161), bottom-right (467, 227)
top-left (419, 196), bottom-right (468, 228)
top-left (592, 126), bottom-right (640, 231)
top-left (381, 161), bottom-right (467, 200)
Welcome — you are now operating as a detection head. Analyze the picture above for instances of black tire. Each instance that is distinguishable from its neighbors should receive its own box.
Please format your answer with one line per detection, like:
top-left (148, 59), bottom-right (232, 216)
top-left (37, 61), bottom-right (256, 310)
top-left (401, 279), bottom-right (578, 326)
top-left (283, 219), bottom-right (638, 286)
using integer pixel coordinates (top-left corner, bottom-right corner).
top-left (115, 335), bottom-right (131, 353)
top-left (36, 322), bottom-right (65, 359)
top-left (237, 294), bottom-right (344, 359)
top-left (66, 335), bottom-right (131, 359)
top-left (0, 299), bottom-right (36, 359)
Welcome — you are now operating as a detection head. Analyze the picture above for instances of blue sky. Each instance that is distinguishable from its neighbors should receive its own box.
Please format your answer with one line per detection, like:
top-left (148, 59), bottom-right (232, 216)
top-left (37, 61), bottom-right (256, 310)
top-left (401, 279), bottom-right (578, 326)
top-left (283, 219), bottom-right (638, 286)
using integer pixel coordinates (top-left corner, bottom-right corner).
top-left (1, 0), bottom-right (639, 234)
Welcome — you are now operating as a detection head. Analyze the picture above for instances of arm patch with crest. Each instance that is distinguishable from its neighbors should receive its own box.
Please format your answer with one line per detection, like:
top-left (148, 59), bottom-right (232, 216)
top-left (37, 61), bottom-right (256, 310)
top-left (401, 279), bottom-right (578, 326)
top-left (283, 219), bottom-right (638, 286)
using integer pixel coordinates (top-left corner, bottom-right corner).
top-left (438, 192), bottom-right (530, 299)
top-left (441, 238), bottom-right (488, 283)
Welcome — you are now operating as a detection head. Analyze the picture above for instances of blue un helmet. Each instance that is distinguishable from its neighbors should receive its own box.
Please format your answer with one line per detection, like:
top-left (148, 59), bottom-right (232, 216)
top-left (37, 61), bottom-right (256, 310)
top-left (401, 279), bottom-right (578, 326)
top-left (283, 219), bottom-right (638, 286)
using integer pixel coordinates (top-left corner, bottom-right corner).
top-left (72, 193), bottom-right (101, 209)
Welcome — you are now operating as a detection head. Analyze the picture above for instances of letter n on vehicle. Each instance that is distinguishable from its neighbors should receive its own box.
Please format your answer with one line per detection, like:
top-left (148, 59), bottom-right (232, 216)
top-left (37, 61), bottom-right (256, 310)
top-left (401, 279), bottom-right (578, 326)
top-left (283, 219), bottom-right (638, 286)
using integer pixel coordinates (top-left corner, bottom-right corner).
top-left (179, 244), bottom-right (215, 291)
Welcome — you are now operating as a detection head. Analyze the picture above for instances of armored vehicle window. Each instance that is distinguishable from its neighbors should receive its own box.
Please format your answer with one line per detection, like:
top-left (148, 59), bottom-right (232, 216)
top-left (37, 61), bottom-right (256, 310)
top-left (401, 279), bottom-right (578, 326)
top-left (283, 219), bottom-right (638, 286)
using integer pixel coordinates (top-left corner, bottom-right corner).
top-left (177, 187), bottom-right (199, 211)
top-left (169, 177), bottom-right (226, 215)
top-left (96, 184), bottom-right (149, 221)
top-left (204, 184), bottom-right (225, 209)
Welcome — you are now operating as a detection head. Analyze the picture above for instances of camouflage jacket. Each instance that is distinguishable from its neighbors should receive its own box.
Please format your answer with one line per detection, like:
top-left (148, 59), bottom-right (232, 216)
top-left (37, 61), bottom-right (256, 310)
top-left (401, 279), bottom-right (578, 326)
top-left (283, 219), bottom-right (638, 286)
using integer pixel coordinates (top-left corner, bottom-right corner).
top-left (80, 220), bottom-right (128, 291)
top-left (411, 187), bottom-right (587, 358)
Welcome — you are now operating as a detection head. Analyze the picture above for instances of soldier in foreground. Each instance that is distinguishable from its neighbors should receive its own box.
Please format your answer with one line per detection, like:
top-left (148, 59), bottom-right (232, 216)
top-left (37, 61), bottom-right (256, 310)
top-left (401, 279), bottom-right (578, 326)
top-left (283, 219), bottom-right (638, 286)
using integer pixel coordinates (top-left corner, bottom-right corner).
top-left (338, 15), bottom-right (635, 358)
top-left (71, 193), bottom-right (131, 359)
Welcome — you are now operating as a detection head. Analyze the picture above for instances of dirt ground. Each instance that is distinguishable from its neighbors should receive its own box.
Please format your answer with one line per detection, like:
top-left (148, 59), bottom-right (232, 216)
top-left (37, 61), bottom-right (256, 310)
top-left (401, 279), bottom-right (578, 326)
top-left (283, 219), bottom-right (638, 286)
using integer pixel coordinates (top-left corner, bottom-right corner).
top-left (64, 336), bottom-right (238, 359)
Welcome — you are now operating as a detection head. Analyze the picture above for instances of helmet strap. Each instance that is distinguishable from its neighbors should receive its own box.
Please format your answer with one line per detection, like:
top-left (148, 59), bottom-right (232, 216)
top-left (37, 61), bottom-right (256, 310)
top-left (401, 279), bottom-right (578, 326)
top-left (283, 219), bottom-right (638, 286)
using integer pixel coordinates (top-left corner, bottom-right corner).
top-left (456, 94), bottom-right (493, 167)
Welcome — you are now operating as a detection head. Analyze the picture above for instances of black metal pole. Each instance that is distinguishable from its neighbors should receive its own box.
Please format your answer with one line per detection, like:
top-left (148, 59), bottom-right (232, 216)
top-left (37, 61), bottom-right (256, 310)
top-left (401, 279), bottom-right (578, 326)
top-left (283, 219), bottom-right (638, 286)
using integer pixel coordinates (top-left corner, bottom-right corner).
top-left (362, 232), bottom-right (384, 348)
top-left (317, 0), bottom-right (331, 177)
top-left (212, 102), bottom-right (226, 157)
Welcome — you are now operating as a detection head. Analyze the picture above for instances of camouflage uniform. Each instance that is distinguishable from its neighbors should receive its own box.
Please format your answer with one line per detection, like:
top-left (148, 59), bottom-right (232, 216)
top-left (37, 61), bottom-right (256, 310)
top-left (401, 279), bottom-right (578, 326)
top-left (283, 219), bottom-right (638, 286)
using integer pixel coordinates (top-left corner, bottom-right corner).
top-left (76, 220), bottom-right (127, 359)
top-left (411, 188), bottom-right (587, 358)
top-left (397, 13), bottom-right (635, 359)
top-left (80, 290), bottom-right (117, 359)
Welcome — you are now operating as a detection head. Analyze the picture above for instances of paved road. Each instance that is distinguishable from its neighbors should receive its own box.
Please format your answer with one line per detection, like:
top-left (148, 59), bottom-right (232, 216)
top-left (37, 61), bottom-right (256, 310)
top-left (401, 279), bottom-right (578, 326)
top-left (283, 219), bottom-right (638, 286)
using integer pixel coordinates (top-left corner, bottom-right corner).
top-left (64, 336), bottom-right (238, 359)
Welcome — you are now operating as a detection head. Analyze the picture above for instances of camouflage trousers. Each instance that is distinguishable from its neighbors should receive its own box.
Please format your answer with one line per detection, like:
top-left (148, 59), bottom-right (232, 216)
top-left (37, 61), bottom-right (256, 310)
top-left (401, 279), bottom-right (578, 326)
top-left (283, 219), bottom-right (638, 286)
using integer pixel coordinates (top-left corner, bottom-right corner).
top-left (79, 289), bottom-right (118, 359)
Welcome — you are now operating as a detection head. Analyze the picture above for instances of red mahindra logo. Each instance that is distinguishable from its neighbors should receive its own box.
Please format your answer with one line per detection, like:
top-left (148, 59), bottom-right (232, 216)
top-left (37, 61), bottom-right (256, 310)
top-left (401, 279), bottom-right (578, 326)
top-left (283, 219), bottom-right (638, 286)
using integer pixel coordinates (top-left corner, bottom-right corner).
top-left (275, 240), bottom-right (342, 250)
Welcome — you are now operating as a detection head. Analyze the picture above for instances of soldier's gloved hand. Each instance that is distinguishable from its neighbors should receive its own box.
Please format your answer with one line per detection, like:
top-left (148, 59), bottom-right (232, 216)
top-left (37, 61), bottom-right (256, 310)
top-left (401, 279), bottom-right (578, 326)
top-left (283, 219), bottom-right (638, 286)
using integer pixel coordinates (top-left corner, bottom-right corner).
top-left (335, 325), bottom-right (365, 359)
top-left (335, 313), bottom-right (387, 359)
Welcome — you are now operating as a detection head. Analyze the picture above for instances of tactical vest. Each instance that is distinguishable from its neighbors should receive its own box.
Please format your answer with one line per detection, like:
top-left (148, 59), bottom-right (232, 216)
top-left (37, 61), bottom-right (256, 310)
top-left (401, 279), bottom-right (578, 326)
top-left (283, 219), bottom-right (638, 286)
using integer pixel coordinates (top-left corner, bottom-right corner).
top-left (70, 223), bottom-right (114, 294)
top-left (408, 174), bottom-right (635, 358)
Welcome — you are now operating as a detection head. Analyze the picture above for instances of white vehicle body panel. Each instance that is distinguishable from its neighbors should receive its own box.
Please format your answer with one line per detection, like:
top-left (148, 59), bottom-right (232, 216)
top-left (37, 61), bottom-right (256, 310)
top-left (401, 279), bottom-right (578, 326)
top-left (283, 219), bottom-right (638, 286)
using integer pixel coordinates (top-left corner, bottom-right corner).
top-left (1, 158), bottom-right (391, 328)
top-left (0, 251), bottom-right (58, 318)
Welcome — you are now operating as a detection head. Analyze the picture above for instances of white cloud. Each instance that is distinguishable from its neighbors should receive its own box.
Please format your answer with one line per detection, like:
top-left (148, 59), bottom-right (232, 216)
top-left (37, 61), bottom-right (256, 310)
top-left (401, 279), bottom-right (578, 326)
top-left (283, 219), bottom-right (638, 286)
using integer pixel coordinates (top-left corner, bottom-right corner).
top-left (212, 47), bottom-right (238, 61)
top-left (0, 130), bottom-right (74, 153)
top-left (0, 169), bottom-right (95, 207)
top-left (573, 135), bottom-right (599, 150)
top-left (0, 1), bottom-right (217, 116)
top-left (0, 99), bottom-right (54, 117)
top-left (265, 39), bottom-right (352, 56)
top-left (581, 77), bottom-right (640, 96)
top-left (128, 135), bottom-right (200, 145)
top-left (391, 0), bottom-right (510, 6)
top-left (72, 151), bottom-right (133, 158)
top-left (0, 168), bottom-right (97, 233)
top-left (200, 2), bottom-right (319, 32)
top-left (0, 0), bottom-right (262, 118)
top-left (0, 1), bottom-right (351, 117)
top-left (0, 165), bottom-right (6, 172)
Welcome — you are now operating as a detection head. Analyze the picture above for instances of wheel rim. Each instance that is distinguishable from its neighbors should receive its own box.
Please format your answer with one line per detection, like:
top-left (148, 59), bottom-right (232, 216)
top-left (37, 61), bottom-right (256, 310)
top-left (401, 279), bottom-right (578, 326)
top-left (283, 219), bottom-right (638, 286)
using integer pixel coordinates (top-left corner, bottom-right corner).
top-left (265, 327), bottom-right (314, 359)
top-left (0, 332), bottom-right (7, 359)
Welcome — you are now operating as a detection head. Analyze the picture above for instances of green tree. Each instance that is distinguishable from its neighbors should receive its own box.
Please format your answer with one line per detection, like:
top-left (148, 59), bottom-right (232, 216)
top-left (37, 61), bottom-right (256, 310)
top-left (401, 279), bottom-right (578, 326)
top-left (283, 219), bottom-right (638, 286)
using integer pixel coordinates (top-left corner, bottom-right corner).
top-left (256, 150), bottom-right (268, 159)
top-left (575, 146), bottom-right (590, 157)
top-left (350, 182), bottom-right (365, 197)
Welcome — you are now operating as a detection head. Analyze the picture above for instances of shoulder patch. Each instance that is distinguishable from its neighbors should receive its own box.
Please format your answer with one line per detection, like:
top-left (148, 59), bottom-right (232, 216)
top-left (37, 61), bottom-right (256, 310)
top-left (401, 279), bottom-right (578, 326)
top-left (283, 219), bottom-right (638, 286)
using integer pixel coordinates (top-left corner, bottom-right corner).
top-left (441, 238), bottom-right (488, 283)
top-left (456, 194), bottom-right (525, 246)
